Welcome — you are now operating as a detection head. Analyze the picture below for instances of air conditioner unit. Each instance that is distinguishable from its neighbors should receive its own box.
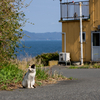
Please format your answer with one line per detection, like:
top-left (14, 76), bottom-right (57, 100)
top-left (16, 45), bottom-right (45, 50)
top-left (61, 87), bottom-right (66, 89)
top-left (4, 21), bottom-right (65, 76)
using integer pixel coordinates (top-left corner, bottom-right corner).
top-left (59, 52), bottom-right (70, 62)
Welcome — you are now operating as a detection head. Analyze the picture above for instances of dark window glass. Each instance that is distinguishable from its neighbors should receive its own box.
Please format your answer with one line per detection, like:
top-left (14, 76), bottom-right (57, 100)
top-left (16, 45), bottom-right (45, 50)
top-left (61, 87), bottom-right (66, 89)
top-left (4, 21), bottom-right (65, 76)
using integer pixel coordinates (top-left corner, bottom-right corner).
top-left (93, 33), bottom-right (99, 46)
top-left (82, 32), bottom-right (86, 42)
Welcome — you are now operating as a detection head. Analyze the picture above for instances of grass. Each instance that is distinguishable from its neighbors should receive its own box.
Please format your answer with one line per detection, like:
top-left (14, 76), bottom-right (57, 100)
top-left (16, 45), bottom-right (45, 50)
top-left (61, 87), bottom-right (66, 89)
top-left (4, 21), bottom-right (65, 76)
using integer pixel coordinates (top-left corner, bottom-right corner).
top-left (4, 53), bottom-right (100, 90)
top-left (69, 63), bottom-right (100, 69)
top-left (68, 77), bottom-right (73, 80)
top-left (69, 66), bottom-right (79, 69)
top-left (0, 63), bottom-right (24, 90)
top-left (1, 55), bottom-right (100, 90)
top-left (68, 77), bottom-right (77, 80)
top-left (36, 67), bottom-right (49, 80)
top-left (0, 62), bottom-right (68, 90)
top-left (92, 63), bottom-right (100, 68)
top-left (35, 65), bottom-right (67, 86)
top-left (69, 66), bottom-right (90, 69)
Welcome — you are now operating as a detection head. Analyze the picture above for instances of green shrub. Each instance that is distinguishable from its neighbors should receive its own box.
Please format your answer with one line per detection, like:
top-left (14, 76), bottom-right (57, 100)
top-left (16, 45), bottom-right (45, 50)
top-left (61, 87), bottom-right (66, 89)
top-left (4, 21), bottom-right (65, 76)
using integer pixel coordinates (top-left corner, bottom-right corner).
top-left (35, 81), bottom-right (42, 86)
top-left (36, 65), bottom-right (49, 80)
top-left (93, 63), bottom-right (100, 68)
top-left (69, 66), bottom-right (78, 69)
top-left (36, 52), bottom-right (59, 66)
top-left (0, 63), bottom-right (24, 89)
top-left (78, 66), bottom-right (89, 69)
top-left (35, 65), bottom-right (67, 86)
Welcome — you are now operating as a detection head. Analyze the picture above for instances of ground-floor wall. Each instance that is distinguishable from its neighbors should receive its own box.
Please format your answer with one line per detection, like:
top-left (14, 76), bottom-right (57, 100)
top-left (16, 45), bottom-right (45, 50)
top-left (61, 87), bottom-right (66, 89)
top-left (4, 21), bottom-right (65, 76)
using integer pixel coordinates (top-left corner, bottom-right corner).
top-left (62, 21), bottom-right (92, 62)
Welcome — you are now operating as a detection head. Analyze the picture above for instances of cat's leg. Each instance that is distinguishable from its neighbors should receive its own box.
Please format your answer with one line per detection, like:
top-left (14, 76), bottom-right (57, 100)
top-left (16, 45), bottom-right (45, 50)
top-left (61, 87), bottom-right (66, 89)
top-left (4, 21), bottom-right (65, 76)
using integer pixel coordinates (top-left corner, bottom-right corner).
top-left (27, 80), bottom-right (31, 88)
top-left (31, 79), bottom-right (35, 88)
top-left (22, 80), bottom-right (27, 88)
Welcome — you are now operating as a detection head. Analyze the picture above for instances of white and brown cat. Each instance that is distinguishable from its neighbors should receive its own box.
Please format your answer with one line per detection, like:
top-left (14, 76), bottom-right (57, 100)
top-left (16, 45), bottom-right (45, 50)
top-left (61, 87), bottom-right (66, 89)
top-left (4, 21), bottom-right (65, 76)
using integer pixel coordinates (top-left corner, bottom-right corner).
top-left (22, 64), bottom-right (36, 88)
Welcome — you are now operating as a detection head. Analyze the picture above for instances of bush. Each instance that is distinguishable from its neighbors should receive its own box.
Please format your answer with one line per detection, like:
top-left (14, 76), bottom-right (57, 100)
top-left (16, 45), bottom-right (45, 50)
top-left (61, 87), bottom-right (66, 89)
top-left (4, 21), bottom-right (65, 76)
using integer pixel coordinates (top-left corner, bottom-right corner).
top-left (0, 0), bottom-right (27, 64)
top-left (93, 63), bottom-right (100, 68)
top-left (36, 65), bottom-right (49, 80)
top-left (0, 64), bottom-right (23, 90)
top-left (35, 65), bottom-right (67, 86)
top-left (36, 52), bottom-right (59, 66)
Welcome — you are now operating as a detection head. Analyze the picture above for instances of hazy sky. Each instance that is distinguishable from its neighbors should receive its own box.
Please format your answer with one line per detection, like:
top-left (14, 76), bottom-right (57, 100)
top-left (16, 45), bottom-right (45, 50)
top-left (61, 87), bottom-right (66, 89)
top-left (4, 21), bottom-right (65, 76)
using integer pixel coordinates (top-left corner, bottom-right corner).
top-left (22, 0), bottom-right (88, 33)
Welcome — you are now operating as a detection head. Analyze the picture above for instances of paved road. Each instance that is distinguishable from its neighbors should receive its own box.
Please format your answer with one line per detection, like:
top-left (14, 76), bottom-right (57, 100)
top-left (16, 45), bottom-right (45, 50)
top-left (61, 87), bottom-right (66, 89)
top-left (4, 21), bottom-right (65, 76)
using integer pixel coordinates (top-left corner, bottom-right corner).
top-left (0, 66), bottom-right (100, 100)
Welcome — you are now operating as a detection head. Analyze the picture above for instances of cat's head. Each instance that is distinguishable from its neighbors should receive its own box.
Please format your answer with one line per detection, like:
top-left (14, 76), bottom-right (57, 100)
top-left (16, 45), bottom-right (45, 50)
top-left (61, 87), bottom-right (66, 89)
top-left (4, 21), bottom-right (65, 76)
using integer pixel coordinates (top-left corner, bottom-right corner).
top-left (31, 64), bottom-right (35, 69)
top-left (28, 64), bottom-right (36, 72)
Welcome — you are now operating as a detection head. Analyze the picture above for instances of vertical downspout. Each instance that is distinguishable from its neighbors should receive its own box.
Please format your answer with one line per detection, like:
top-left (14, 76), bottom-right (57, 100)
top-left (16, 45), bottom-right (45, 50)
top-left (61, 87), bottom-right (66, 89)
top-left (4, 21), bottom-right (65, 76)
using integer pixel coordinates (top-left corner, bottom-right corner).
top-left (61, 32), bottom-right (66, 61)
top-left (79, 2), bottom-right (83, 65)
top-left (61, 32), bottom-right (66, 53)
top-left (64, 33), bottom-right (66, 53)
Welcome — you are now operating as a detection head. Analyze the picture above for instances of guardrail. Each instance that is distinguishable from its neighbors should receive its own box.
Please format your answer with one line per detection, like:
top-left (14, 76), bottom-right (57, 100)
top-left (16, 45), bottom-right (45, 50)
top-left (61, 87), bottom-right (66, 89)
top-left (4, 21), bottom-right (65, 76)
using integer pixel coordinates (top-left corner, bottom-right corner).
top-left (60, 1), bottom-right (89, 20)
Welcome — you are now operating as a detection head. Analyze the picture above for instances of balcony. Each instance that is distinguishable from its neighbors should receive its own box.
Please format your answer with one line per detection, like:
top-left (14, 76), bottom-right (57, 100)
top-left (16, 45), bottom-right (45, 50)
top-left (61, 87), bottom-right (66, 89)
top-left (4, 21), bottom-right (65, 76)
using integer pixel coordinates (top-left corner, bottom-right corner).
top-left (60, 1), bottom-right (89, 21)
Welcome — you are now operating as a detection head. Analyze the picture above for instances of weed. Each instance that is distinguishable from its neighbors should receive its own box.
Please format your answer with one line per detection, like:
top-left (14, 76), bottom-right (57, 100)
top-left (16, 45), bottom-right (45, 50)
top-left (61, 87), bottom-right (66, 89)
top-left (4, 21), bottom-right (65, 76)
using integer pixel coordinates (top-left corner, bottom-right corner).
top-left (69, 77), bottom-right (73, 80)
top-left (60, 75), bottom-right (66, 79)
top-left (69, 66), bottom-right (78, 69)
top-left (78, 66), bottom-right (89, 69)
top-left (35, 65), bottom-right (68, 86)
top-left (0, 60), bottom-right (68, 90)
top-left (1, 85), bottom-right (7, 90)
top-left (69, 64), bottom-right (93, 69)
top-left (35, 81), bottom-right (42, 86)
top-left (36, 65), bottom-right (49, 80)
top-left (0, 63), bottom-right (23, 90)
top-left (93, 63), bottom-right (100, 68)
top-left (68, 77), bottom-right (77, 80)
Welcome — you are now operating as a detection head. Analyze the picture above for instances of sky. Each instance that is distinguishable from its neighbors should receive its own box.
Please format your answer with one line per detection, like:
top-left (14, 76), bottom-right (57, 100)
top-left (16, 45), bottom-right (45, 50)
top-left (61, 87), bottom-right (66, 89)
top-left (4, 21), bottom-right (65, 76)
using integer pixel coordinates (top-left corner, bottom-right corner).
top-left (22, 0), bottom-right (88, 33)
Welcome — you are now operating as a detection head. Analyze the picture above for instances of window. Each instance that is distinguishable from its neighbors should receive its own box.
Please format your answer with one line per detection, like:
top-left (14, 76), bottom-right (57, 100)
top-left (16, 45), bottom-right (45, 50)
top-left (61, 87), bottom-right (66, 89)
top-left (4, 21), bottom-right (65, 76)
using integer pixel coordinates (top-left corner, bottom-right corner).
top-left (82, 32), bottom-right (86, 42)
top-left (93, 33), bottom-right (100, 46)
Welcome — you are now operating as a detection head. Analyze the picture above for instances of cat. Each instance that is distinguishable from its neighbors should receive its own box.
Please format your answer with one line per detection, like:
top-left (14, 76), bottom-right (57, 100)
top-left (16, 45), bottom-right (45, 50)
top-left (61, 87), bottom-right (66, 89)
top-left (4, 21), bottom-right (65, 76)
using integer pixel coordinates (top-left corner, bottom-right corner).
top-left (22, 64), bottom-right (36, 88)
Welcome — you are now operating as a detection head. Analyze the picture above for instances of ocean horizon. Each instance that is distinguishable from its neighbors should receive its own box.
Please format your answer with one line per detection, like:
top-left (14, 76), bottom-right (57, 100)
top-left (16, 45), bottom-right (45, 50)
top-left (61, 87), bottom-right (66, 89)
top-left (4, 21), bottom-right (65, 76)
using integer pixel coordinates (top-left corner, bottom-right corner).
top-left (16, 40), bottom-right (62, 60)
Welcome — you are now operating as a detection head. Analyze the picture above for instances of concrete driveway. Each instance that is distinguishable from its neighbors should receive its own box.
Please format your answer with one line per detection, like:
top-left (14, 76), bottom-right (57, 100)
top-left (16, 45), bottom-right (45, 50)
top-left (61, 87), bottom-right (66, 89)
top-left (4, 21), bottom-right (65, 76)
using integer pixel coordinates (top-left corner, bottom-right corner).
top-left (0, 66), bottom-right (100, 100)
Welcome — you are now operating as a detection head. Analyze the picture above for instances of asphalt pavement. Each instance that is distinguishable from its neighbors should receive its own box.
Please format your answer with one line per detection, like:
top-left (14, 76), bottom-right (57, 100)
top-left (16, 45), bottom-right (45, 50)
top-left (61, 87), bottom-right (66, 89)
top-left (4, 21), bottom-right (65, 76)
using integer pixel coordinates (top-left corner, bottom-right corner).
top-left (0, 66), bottom-right (100, 100)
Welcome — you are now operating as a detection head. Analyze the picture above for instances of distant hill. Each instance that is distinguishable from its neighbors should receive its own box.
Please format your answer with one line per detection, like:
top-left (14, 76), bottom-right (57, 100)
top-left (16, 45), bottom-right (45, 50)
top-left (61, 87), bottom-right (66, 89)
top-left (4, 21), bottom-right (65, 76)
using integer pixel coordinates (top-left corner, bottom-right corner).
top-left (21, 30), bottom-right (62, 41)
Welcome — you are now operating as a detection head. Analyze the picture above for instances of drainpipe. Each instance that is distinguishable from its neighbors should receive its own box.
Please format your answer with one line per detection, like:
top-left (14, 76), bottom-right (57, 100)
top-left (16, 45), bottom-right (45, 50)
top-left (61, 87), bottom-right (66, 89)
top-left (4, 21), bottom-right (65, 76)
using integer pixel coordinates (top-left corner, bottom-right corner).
top-left (61, 32), bottom-right (66, 53)
top-left (61, 32), bottom-right (66, 61)
top-left (79, 2), bottom-right (83, 65)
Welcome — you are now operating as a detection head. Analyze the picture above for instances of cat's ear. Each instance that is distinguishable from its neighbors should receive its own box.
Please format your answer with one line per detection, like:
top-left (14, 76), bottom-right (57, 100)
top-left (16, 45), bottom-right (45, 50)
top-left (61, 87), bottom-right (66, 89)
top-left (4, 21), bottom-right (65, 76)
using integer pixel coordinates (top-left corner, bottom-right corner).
top-left (29, 64), bottom-right (31, 68)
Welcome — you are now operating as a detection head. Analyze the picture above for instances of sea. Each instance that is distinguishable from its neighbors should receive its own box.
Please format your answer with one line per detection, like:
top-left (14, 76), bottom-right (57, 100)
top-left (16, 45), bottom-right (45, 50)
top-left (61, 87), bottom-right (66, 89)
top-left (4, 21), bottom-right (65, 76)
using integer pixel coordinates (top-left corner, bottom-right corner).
top-left (16, 40), bottom-right (62, 60)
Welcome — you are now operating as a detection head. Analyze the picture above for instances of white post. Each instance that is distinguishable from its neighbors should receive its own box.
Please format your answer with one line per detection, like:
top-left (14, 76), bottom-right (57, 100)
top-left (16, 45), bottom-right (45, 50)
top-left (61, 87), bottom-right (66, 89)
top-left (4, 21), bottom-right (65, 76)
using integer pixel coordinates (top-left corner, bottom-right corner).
top-left (79, 2), bottom-right (83, 65)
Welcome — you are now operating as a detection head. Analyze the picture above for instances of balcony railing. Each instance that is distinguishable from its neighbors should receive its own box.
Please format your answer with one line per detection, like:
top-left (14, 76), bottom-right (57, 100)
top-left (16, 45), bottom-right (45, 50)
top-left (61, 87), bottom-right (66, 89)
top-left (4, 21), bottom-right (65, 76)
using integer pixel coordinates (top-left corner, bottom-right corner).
top-left (60, 1), bottom-right (89, 21)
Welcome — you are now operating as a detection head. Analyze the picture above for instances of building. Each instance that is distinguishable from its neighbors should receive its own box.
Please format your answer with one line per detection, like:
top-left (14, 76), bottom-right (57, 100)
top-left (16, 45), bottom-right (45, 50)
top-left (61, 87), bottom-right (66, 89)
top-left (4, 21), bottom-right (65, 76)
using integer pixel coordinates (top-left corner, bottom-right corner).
top-left (59, 0), bottom-right (100, 64)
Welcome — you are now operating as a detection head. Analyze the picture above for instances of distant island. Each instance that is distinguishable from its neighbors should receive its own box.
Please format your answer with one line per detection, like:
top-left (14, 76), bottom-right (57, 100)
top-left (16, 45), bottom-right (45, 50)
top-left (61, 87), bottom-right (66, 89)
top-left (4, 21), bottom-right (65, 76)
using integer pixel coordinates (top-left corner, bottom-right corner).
top-left (21, 30), bottom-right (62, 41)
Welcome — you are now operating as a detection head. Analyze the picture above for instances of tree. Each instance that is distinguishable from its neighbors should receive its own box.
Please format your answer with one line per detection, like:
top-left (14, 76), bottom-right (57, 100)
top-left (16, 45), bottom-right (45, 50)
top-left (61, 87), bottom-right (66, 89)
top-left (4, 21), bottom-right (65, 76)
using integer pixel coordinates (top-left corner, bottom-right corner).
top-left (0, 0), bottom-right (27, 64)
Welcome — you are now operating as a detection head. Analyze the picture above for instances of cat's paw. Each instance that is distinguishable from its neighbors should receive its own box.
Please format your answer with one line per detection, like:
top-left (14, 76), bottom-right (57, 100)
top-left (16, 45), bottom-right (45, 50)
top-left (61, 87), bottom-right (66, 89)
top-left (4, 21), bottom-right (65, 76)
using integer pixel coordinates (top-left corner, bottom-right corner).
top-left (31, 87), bottom-right (34, 88)
top-left (27, 87), bottom-right (31, 88)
